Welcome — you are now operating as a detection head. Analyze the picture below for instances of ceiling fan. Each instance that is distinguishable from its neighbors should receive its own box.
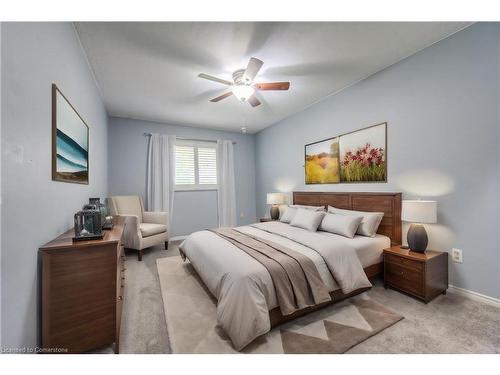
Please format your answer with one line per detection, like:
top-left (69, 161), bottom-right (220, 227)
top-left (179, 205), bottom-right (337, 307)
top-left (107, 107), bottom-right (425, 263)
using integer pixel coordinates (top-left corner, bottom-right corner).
top-left (198, 57), bottom-right (290, 107)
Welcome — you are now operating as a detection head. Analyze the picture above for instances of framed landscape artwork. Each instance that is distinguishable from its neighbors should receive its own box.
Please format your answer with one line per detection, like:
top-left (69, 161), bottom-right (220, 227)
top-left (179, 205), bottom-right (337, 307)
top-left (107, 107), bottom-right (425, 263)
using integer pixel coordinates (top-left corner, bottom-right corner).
top-left (305, 137), bottom-right (340, 184)
top-left (339, 123), bottom-right (386, 183)
top-left (304, 122), bottom-right (387, 184)
top-left (52, 84), bottom-right (89, 184)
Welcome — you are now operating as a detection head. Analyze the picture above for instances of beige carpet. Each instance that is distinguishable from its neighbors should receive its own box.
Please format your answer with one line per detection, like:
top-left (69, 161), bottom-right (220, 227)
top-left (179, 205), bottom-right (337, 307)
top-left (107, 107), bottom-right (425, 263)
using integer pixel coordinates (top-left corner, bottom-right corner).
top-left (157, 255), bottom-right (403, 353)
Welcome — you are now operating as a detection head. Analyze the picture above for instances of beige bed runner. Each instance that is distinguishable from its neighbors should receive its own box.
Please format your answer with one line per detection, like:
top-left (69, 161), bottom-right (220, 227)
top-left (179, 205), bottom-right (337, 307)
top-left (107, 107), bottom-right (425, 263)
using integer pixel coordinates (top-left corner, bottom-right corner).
top-left (209, 228), bottom-right (331, 316)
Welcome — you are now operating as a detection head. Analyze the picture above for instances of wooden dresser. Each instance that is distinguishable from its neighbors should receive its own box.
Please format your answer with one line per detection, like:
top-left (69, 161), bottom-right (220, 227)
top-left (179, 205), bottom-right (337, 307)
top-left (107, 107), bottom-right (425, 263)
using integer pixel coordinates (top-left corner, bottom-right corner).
top-left (39, 216), bottom-right (128, 353)
top-left (383, 245), bottom-right (448, 303)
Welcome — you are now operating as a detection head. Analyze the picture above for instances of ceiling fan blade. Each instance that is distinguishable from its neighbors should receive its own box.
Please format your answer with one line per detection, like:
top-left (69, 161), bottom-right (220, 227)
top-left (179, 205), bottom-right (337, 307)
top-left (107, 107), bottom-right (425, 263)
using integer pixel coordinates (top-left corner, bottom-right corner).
top-left (247, 95), bottom-right (261, 107)
top-left (198, 73), bottom-right (232, 86)
top-left (243, 57), bottom-right (264, 82)
top-left (254, 82), bottom-right (290, 90)
top-left (210, 91), bottom-right (233, 102)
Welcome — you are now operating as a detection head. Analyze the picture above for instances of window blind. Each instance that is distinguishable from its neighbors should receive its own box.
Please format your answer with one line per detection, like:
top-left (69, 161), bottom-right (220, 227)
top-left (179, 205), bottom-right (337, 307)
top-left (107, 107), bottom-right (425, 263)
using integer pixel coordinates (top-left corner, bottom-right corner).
top-left (174, 142), bottom-right (217, 189)
top-left (198, 147), bottom-right (217, 185)
top-left (174, 145), bottom-right (195, 185)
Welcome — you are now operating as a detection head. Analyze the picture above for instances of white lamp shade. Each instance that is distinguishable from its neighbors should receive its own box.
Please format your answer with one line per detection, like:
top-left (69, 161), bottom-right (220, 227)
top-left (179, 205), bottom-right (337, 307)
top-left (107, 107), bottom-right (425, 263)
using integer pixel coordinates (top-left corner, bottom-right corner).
top-left (402, 200), bottom-right (437, 224)
top-left (267, 193), bottom-right (287, 205)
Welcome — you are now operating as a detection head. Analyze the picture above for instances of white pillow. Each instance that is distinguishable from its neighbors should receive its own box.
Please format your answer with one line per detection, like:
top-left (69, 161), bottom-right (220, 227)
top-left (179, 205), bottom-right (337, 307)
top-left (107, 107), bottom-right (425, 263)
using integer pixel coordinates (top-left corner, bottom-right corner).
top-left (327, 206), bottom-right (384, 237)
top-left (279, 205), bottom-right (324, 223)
top-left (289, 209), bottom-right (325, 232)
top-left (280, 207), bottom-right (297, 223)
top-left (289, 204), bottom-right (325, 211)
top-left (319, 213), bottom-right (363, 238)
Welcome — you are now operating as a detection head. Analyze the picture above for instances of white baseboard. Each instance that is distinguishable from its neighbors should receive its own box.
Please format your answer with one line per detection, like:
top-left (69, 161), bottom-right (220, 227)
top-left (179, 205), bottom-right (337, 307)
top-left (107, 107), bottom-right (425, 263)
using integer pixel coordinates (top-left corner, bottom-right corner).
top-left (448, 285), bottom-right (500, 307)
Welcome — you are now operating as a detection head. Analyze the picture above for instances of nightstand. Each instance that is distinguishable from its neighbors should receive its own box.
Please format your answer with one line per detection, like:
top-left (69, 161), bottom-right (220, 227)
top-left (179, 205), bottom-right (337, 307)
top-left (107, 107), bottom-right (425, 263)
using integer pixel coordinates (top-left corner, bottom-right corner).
top-left (383, 246), bottom-right (448, 303)
top-left (259, 217), bottom-right (275, 222)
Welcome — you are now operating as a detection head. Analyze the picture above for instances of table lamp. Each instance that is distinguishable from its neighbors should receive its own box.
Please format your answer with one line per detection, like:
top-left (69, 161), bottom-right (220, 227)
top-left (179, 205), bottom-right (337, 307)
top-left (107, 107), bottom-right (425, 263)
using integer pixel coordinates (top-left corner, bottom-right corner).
top-left (266, 193), bottom-right (287, 220)
top-left (401, 200), bottom-right (437, 252)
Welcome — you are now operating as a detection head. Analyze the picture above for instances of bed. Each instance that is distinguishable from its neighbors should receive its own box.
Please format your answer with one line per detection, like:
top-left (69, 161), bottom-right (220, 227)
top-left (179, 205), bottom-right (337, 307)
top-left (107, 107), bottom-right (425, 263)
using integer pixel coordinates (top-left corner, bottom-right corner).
top-left (180, 192), bottom-right (402, 350)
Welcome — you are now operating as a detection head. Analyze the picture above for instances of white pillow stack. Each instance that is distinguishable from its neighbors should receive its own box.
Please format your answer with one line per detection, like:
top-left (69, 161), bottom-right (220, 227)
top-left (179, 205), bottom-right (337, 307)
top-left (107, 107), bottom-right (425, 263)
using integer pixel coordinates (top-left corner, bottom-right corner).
top-left (278, 204), bottom-right (384, 238)
top-left (327, 206), bottom-right (384, 237)
top-left (318, 213), bottom-right (363, 238)
top-left (289, 209), bottom-right (325, 232)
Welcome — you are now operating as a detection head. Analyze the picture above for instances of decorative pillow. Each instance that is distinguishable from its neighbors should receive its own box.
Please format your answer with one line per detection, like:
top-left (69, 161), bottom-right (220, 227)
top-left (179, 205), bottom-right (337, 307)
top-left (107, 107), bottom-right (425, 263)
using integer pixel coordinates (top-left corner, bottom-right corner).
top-left (319, 213), bottom-right (363, 238)
top-left (280, 206), bottom-right (298, 223)
top-left (289, 209), bottom-right (325, 232)
top-left (289, 204), bottom-right (325, 211)
top-left (279, 204), bottom-right (324, 222)
top-left (327, 206), bottom-right (384, 237)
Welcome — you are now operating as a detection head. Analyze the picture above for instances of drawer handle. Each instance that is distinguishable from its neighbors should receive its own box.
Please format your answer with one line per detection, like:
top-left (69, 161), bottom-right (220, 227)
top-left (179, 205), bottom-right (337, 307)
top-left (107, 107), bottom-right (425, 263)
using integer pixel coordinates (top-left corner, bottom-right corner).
top-left (121, 277), bottom-right (125, 280)
top-left (118, 296), bottom-right (123, 301)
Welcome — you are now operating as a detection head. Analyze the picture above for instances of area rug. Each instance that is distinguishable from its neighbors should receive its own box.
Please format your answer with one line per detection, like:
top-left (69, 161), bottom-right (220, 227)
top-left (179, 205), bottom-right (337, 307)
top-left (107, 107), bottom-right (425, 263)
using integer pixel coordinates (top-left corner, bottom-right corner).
top-left (157, 256), bottom-right (403, 354)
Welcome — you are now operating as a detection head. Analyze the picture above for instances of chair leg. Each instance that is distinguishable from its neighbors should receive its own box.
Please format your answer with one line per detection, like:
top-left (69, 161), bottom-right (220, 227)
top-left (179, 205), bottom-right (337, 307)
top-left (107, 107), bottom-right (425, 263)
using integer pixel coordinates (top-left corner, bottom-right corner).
top-left (137, 250), bottom-right (143, 261)
top-left (165, 241), bottom-right (169, 250)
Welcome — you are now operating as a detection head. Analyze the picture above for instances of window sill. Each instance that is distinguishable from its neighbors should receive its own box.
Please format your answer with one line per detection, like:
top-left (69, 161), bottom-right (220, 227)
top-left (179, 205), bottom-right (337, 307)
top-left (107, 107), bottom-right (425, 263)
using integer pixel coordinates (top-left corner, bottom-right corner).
top-left (175, 187), bottom-right (218, 192)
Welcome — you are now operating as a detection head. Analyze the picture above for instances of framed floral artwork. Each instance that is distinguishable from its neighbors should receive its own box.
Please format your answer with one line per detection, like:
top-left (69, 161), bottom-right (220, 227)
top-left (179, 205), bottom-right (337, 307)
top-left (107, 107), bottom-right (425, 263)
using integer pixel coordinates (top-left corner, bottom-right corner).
top-left (339, 122), bottom-right (387, 183)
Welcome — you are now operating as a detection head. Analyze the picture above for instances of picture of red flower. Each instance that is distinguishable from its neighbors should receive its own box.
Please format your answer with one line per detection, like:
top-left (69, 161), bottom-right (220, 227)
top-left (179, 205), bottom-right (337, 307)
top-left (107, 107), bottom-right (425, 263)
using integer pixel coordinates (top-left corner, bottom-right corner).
top-left (339, 123), bottom-right (386, 182)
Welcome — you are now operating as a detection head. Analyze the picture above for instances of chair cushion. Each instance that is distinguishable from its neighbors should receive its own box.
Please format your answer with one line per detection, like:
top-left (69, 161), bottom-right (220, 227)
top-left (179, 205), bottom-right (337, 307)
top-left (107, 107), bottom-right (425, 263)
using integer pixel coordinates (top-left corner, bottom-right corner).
top-left (140, 223), bottom-right (167, 237)
top-left (113, 196), bottom-right (143, 223)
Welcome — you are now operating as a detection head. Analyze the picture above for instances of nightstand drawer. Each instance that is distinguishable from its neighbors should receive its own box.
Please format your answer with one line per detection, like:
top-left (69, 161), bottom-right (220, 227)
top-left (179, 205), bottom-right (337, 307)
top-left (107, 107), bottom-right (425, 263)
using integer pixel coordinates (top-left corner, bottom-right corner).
top-left (385, 262), bottom-right (424, 296)
top-left (385, 253), bottom-right (423, 271)
top-left (383, 246), bottom-right (448, 303)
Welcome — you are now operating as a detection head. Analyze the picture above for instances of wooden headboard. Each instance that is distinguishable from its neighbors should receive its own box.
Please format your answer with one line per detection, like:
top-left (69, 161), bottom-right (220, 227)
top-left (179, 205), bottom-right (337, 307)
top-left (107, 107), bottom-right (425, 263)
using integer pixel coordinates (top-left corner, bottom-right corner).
top-left (293, 192), bottom-right (402, 245)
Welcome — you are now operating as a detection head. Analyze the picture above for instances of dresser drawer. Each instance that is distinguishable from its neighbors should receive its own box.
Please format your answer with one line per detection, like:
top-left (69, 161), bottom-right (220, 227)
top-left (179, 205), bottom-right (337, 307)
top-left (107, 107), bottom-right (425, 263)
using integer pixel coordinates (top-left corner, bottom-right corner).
top-left (385, 253), bottom-right (423, 271)
top-left (385, 262), bottom-right (424, 297)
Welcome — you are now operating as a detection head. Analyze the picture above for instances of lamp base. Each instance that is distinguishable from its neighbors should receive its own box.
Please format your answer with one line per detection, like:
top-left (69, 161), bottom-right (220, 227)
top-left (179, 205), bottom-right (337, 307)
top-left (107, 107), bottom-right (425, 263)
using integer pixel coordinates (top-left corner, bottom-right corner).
top-left (407, 223), bottom-right (428, 253)
top-left (270, 205), bottom-right (280, 220)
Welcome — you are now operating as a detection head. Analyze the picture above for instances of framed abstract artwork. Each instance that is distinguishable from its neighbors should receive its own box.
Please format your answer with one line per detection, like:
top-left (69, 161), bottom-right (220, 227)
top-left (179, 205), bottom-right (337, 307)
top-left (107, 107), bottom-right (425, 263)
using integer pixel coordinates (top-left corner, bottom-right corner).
top-left (339, 122), bottom-right (387, 183)
top-left (52, 84), bottom-right (89, 184)
top-left (305, 136), bottom-right (340, 184)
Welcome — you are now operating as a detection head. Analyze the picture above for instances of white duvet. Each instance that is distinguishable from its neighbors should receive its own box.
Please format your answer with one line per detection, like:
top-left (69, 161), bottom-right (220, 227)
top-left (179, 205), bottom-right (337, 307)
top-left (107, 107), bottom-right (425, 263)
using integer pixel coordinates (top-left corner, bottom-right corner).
top-left (179, 221), bottom-right (373, 350)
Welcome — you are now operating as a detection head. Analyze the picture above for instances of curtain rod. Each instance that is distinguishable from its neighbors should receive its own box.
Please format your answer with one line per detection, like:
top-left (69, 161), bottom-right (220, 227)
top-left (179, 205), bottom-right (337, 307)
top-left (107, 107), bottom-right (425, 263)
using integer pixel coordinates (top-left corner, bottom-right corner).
top-left (143, 132), bottom-right (236, 145)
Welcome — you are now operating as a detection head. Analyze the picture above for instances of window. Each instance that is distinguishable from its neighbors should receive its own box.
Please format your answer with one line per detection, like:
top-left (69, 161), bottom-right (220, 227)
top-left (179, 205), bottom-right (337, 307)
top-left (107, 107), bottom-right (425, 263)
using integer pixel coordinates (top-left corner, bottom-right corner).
top-left (175, 141), bottom-right (217, 190)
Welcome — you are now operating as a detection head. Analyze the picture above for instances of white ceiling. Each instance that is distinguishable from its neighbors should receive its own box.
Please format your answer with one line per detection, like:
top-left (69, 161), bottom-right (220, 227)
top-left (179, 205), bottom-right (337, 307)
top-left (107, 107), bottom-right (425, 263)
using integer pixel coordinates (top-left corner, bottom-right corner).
top-left (75, 22), bottom-right (471, 133)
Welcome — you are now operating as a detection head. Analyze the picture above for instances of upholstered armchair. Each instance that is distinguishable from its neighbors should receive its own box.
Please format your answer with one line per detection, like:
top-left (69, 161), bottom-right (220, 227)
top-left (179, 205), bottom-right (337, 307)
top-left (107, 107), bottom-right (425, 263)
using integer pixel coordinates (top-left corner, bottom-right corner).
top-left (109, 196), bottom-right (169, 261)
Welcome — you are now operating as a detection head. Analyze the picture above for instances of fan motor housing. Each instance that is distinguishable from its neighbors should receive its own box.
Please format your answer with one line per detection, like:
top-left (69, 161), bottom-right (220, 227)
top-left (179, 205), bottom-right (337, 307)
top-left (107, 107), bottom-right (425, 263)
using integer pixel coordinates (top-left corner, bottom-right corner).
top-left (232, 69), bottom-right (249, 84)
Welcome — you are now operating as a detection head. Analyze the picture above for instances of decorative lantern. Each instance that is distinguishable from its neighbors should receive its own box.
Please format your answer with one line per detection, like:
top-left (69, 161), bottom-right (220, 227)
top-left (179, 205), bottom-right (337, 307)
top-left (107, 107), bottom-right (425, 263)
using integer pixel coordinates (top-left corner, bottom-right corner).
top-left (73, 204), bottom-right (104, 241)
top-left (89, 197), bottom-right (113, 229)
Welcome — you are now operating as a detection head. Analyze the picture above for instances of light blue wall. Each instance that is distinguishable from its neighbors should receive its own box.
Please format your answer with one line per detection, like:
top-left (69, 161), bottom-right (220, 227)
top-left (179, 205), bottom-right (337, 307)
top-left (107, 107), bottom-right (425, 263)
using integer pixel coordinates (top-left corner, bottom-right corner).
top-left (1, 23), bottom-right (109, 348)
top-left (108, 117), bottom-right (257, 236)
top-left (0, 22), bottom-right (3, 347)
top-left (255, 23), bottom-right (500, 299)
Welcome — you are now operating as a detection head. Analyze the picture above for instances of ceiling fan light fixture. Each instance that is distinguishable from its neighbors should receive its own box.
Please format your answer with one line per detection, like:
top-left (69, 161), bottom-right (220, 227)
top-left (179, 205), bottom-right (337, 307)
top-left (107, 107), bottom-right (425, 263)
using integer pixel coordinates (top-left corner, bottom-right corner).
top-left (232, 84), bottom-right (255, 102)
top-left (200, 57), bottom-right (289, 107)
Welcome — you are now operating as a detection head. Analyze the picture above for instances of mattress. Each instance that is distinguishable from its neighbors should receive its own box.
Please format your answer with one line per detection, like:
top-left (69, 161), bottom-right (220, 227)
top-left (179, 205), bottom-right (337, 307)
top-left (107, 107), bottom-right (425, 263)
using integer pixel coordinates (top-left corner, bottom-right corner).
top-left (318, 231), bottom-right (391, 268)
top-left (236, 225), bottom-right (389, 292)
top-left (180, 221), bottom-right (386, 350)
top-left (182, 223), bottom-right (389, 307)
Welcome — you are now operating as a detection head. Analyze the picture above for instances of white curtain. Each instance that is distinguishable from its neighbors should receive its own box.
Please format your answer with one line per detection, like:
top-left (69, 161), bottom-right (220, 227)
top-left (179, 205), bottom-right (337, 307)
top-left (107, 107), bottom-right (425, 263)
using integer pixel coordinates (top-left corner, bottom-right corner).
top-left (216, 140), bottom-right (237, 227)
top-left (146, 134), bottom-right (176, 222)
